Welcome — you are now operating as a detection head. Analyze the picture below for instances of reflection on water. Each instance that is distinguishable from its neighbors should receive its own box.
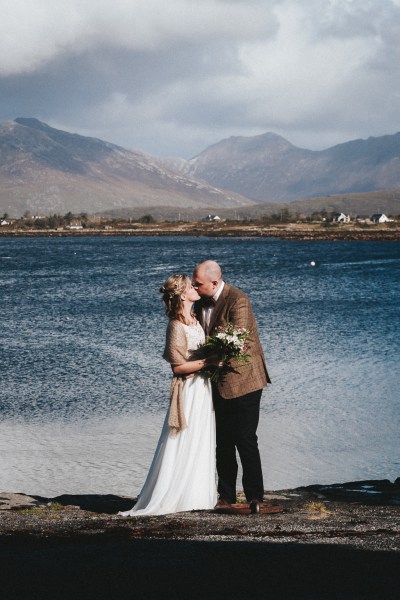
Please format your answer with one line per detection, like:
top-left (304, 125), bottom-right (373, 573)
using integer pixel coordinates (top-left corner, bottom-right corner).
top-left (1, 402), bottom-right (398, 496)
top-left (0, 414), bottom-right (163, 496)
top-left (0, 236), bottom-right (399, 495)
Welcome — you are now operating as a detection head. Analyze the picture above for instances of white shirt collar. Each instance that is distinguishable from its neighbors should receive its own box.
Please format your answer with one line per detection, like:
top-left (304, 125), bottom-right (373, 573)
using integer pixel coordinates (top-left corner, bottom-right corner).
top-left (213, 281), bottom-right (225, 302)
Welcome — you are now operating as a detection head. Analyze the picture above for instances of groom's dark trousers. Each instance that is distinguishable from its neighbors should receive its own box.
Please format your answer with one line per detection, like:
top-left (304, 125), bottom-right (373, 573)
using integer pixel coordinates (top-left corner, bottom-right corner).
top-left (213, 386), bottom-right (264, 504)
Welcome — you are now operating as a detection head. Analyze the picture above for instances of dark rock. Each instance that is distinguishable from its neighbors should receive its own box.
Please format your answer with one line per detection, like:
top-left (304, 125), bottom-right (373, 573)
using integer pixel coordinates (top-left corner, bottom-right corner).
top-left (48, 494), bottom-right (136, 514)
top-left (300, 478), bottom-right (400, 505)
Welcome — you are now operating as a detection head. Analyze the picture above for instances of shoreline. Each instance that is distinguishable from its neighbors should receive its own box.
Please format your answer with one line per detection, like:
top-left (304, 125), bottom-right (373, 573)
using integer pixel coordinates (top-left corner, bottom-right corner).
top-left (1, 479), bottom-right (399, 548)
top-left (2, 480), bottom-right (399, 599)
top-left (1, 223), bottom-right (400, 240)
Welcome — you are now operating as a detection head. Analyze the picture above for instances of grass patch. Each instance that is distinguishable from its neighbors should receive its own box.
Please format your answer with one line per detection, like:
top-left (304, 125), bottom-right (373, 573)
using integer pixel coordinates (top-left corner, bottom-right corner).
top-left (19, 502), bottom-right (66, 515)
top-left (47, 502), bottom-right (65, 510)
top-left (305, 501), bottom-right (328, 513)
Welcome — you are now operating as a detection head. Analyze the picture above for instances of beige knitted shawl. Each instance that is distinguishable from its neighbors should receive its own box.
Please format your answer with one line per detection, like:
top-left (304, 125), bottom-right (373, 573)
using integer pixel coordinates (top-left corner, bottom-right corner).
top-left (163, 319), bottom-right (190, 436)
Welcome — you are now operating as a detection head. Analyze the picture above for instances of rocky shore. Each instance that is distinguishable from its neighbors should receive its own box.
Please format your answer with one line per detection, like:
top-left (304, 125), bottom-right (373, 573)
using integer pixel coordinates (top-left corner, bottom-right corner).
top-left (1, 223), bottom-right (400, 240)
top-left (1, 479), bottom-right (399, 599)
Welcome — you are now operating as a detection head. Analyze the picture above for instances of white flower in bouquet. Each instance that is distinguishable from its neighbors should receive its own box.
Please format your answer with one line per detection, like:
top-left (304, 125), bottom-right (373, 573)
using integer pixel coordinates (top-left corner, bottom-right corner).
top-left (199, 323), bottom-right (251, 382)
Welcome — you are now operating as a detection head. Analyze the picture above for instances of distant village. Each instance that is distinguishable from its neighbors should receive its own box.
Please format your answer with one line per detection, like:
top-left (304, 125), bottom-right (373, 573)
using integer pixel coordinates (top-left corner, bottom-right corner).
top-left (331, 212), bottom-right (395, 224)
top-left (0, 210), bottom-right (398, 231)
top-left (205, 212), bottom-right (396, 224)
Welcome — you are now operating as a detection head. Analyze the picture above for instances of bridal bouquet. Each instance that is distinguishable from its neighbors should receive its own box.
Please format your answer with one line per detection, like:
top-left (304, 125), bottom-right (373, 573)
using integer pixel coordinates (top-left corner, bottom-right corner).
top-left (201, 323), bottom-right (251, 383)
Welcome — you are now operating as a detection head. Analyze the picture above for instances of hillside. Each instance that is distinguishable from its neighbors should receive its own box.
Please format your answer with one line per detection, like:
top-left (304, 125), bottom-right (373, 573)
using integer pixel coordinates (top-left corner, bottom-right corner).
top-left (281, 189), bottom-right (400, 217)
top-left (2, 118), bottom-right (400, 218)
top-left (0, 118), bottom-right (253, 216)
top-left (175, 131), bottom-right (400, 203)
top-left (97, 188), bottom-right (400, 221)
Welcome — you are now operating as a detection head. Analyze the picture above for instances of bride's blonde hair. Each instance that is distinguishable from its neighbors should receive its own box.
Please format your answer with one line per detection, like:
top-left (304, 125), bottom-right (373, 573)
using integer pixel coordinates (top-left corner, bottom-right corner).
top-left (160, 274), bottom-right (194, 324)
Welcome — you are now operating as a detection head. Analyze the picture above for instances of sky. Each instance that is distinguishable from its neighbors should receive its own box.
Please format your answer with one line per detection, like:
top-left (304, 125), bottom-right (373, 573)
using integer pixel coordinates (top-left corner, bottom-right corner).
top-left (1, 0), bottom-right (400, 158)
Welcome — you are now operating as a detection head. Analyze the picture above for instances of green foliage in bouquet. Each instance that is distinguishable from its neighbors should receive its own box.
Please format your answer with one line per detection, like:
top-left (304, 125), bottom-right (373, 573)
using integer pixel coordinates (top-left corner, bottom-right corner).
top-left (200, 323), bottom-right (251, 383)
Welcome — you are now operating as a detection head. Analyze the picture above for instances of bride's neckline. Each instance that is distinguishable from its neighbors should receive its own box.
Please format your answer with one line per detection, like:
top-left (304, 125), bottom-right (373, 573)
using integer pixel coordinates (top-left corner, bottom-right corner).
top-left (182, 318), bottom-right (198, 328)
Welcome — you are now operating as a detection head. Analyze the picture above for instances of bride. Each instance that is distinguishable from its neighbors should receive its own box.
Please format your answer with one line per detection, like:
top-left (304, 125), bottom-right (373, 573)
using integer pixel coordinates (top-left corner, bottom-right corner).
top-left (119, 274), bottom-right (219, 516)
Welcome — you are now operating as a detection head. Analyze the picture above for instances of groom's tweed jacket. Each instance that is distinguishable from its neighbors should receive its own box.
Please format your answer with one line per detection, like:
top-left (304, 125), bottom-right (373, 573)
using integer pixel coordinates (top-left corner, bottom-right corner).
top-left (195, 283), bottom-right (270, 399)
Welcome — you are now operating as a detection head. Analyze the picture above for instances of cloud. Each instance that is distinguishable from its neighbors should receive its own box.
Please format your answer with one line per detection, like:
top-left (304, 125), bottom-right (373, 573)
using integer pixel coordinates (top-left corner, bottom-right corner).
top-left (0, 0), bottom-right (277, 75)
top-left (0, 0), bottom-right (399, 157)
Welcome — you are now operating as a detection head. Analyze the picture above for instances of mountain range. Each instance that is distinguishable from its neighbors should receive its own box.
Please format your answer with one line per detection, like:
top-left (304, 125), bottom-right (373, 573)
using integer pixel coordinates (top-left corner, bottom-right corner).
top-left (168, 131), bottom-right (400, 203)
top-left (0, 118), bottom-right (252, 217)
top-left (0, 117), bottom-right (399, 217)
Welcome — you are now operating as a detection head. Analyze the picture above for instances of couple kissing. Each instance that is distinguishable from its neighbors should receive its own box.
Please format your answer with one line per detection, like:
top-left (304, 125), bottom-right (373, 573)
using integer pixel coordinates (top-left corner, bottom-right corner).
top-left (119, 259), bottom-right (270, 517)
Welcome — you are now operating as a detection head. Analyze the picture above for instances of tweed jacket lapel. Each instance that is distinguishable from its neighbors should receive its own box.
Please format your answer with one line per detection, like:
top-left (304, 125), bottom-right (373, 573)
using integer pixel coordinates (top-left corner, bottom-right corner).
top-left (208, 282), bottom-right (230, 335)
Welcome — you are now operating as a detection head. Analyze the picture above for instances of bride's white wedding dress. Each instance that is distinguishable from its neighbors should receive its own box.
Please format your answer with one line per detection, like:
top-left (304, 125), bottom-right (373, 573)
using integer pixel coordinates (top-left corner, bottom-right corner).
top-left (119, 321), bottom-right (217, 516)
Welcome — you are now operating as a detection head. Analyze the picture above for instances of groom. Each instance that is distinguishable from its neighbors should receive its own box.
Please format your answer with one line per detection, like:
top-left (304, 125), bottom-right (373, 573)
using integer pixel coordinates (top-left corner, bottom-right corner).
top-left (193, 260), bottom-right (271, 514)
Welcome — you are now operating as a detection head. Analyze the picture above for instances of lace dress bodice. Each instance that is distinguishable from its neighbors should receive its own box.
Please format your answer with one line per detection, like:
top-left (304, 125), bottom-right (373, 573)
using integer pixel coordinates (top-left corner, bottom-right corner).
top-left (181, 321), bottom-right (205, 354)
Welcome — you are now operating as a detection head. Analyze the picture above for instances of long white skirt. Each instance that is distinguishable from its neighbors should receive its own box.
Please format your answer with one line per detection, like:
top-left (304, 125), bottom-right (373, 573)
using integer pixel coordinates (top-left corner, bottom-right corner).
top-left (119, 374), bottom-right (217, 516)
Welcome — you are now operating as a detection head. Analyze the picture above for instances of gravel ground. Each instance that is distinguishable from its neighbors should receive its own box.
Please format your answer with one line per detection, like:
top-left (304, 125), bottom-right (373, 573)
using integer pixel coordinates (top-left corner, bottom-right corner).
top-left (1, 482), bottom-right (399, 600)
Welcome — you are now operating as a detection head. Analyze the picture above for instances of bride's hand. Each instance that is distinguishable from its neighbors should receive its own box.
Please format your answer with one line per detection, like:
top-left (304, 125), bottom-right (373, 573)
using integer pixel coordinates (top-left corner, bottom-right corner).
top-left (205, 354), bottom-right (225, 368)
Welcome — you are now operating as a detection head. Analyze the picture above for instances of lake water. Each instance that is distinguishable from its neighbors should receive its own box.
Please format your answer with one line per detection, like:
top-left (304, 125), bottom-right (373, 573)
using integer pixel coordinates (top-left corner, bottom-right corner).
top-left (0, 236), bottom-right (399, 497)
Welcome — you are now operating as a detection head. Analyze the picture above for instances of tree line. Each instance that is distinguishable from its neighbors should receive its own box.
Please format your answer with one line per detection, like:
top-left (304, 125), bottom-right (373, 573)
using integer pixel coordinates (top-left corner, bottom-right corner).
top-left (1, 212), bottom-right (156, 228)
top-left (2, 209), bottom-right (398, 227)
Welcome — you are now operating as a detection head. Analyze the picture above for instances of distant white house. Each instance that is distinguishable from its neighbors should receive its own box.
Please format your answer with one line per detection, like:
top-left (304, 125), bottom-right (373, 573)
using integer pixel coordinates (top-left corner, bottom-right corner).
top-left (65, 218), bottom-right (84, 230)
top-left (0, 219), bottom-right (10, 226)
top-left (203, 214), bottom-right (221, 222)
top-left (370, 213), bottom-right (392, 223)
top-left (332, 212), bottom-right (351, 223)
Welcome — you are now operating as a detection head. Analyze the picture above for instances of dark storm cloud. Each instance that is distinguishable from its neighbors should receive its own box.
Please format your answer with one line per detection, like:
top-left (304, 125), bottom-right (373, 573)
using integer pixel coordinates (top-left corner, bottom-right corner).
top-left (1, 0), bottom-right (399, 157)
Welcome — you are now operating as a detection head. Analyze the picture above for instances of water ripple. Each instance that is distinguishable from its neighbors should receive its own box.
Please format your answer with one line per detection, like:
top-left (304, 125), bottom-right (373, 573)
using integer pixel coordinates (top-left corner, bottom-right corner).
top-left (0, 236), bottom-right (399, 494)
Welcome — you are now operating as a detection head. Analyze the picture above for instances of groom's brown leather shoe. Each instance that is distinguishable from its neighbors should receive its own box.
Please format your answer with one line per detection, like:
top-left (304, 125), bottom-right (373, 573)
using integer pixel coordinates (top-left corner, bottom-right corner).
top-left (215, 497), bottom-right (232, 509)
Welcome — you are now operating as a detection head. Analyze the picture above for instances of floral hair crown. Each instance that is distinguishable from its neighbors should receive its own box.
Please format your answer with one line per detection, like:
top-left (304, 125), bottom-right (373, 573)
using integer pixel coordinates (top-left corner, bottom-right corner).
top-left (160, 275), bottom-right (186, 300)
top-left (160, 285), bottom-right (176, 299)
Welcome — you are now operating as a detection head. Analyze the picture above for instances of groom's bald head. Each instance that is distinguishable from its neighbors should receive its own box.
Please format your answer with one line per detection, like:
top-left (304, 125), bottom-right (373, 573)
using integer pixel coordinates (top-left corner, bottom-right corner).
top-left (192, 260), bottom-right (222, 298)
top-left (196, 260), bottom-right (222, 280)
